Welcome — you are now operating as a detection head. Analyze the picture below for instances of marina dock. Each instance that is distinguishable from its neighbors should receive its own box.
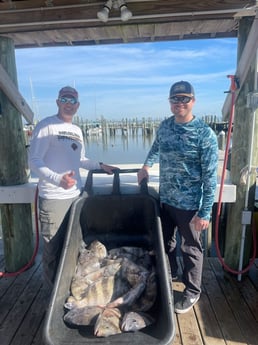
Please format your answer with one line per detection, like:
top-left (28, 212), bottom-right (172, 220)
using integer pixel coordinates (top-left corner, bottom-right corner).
top-left (0, 240), bottom-right (257, 345)
top-left (1, 163), bottom-right (257, 345)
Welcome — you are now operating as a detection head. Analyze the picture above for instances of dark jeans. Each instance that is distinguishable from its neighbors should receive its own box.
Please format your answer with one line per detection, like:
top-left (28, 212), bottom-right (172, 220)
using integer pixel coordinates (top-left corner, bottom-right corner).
top-left (161, 203), bottom-right (203, 297)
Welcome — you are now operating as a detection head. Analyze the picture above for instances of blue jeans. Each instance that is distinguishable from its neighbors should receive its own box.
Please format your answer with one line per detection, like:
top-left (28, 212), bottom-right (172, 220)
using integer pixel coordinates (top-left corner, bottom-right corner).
top-left (161, 203), bottom-right (203, 297)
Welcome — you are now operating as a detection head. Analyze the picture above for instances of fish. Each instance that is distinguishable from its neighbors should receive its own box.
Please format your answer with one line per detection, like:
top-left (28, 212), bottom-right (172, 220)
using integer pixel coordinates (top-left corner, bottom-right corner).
top-left (64, 306), bottom-right (103, 326)
top-left (108, 246), bottom-right (148, 259)
top-left (131, 270), bottom-right (157, 312)
top-left (75, 256), bottom-right (101, 277)
top-left (121, 311), bottom-right (155, 332)
top-left (88, 240), bottom-right (107, 259)
top-left (74, 240), bottom-right (107, 277)
top-left (64, 242), bottom-right (158, 337)
top-left (94, 307), bottom-right (122, 337)
top-left (108, 247), bottom-right (154, 269)
top-left (120, 257), bottom-right (149, 287)
top-left (71, 259), bottom-right (122, 300)
top-left (65, 275), bottom-right (131, 309)
top-left (105, 258), bottom-right (149, 308)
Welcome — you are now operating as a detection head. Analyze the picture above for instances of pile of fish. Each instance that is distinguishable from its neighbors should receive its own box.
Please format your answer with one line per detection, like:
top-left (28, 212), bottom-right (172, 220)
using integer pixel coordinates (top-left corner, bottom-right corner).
top-left (63, 240), bottom-right (157, 337)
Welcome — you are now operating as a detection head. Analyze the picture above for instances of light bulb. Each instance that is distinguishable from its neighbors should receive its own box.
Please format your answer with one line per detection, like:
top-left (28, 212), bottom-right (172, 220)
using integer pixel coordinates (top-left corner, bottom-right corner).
top-left (97, 7), bottom-right (110, 22)
top-left (97, 0), bottom-right (113, 23)
top-left (120, 5), bottom-right (132, 21)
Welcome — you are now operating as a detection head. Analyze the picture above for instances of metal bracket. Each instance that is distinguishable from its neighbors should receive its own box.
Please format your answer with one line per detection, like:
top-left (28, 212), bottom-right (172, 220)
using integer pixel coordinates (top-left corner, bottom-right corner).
top-left (241, 210), bottom-right (252, 225)
top-left (246, 92), bottom-right (258, 110)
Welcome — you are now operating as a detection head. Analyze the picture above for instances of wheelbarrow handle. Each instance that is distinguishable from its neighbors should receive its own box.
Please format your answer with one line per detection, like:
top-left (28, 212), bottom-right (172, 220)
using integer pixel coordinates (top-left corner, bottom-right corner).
top-left (84, 168), bottom-right (148, 195)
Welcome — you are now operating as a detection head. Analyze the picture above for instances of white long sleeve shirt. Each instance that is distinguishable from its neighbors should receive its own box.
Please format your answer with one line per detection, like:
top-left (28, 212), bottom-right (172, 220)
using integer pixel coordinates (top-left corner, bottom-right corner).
top-left (29, 115), bottom-right (100, 199)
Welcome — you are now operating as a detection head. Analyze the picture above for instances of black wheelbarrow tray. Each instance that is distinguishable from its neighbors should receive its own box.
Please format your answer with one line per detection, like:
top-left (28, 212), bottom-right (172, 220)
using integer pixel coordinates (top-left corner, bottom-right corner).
top-left (43, 169), bottom-right (175, 345)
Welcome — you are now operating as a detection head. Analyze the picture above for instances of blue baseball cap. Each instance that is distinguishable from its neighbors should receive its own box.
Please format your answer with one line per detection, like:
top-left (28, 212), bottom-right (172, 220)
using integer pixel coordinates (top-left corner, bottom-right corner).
top-left (169, 81), bottom-right (195, 98)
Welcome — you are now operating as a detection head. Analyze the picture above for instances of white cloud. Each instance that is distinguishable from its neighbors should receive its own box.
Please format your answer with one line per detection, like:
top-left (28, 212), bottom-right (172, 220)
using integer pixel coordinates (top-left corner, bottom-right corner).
top-left (15, 38), bottom-right (237, 121)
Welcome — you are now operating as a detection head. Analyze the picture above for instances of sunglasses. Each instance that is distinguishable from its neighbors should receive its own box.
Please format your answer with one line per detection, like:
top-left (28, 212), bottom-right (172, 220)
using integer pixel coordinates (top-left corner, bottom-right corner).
top-left (169, 96), bottom-right (193, 104)
top-left (59, 97), bottom-right (78, 105)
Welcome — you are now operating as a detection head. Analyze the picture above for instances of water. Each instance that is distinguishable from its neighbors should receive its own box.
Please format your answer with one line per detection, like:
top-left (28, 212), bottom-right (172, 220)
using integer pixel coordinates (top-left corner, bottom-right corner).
top-left (84, 132), bottom-right (155, 165)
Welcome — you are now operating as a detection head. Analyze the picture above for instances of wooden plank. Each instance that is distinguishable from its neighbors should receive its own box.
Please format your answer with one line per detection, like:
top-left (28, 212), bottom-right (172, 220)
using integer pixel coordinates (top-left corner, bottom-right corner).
top-left (202, 258), bottom-right (246, 345)
top-left (194, 293), bottom-right (226, 345)
top-left (231, 271), bottom-right (258, 323)
top-left (0, 273), bottom-right (17, 300)
top-left (30, 319), bottom-right (46, 345)
top-left (0, 255), bottom-right (41, 326)
top-left (177, 312), bottom-right (204, 345)
top-left (172, 316), bottom-right (183, 345)
top-left (210, 258), bottom-right (258, 345)
top-left (248, 258), bottom-right (258, 289)
top-left (0, 63), bottom-right (34, 123)
top-left (10, 285), bottom-right (49, 345)
top-left (0, 272), bottom-right (43, 345)
top-left (174, 257), bottom-right (204, 345)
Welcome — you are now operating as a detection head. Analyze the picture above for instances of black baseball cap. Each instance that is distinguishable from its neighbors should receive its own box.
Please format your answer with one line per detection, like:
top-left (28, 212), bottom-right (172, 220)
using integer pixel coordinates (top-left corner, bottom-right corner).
top-left (169, 81), bottom-right (195, 98)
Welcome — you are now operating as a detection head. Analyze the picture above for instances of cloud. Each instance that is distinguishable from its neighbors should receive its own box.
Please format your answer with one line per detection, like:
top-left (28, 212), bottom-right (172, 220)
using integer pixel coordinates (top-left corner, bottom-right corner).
top-left (15, 38), bottom-right (237, 120)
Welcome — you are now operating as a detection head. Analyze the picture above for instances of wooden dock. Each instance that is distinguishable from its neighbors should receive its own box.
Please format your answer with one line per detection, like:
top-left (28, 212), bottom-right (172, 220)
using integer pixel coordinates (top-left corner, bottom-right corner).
top-left (0, 239), bottom-right (257, 345)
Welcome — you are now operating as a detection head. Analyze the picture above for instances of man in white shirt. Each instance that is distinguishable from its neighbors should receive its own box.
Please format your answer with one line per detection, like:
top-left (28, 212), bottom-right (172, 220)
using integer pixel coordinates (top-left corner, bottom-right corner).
top-left (29, 86), bottom-right (115, 289)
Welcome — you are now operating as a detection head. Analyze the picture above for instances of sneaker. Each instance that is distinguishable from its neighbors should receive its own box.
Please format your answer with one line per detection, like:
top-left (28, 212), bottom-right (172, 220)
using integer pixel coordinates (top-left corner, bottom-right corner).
top-left (172, 274), bottom-right (178, 281)
top-left (174, 295), bottom-right (200, 314)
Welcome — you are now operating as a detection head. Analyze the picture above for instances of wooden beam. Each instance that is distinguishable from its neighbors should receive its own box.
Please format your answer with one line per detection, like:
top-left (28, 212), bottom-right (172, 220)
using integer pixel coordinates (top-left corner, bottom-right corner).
top-left (0, 62), bottom-right (34, 123)
top-left (222, 12), bottom-right (258, 119)
top-left (0, 36), bottom-right (34, 272)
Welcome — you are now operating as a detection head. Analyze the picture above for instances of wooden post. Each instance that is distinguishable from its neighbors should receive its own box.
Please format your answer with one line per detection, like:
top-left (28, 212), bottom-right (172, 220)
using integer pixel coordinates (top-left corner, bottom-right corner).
top-left (0, 36), bottom-right (33, 272)
top-left (224, 18), bottom-right (258, 269)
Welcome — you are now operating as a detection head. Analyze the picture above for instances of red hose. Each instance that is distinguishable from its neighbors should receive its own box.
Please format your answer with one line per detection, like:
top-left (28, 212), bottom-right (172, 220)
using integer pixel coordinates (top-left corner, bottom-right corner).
top-left (0, 185), bottom-right (40, 278)
top-left (215, 76), bottom-right (257, 274)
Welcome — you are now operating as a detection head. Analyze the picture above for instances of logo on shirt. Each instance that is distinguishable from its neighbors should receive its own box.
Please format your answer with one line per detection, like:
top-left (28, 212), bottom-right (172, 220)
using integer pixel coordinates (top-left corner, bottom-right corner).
top-left (71, 143), bottom-right (78, 151)
top-left (57, 130), bottom-right (82, 143)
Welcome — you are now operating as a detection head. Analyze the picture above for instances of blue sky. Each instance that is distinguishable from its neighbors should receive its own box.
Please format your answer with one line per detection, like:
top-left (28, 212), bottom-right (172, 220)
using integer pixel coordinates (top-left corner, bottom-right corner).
top-left (15, 38), bottom-right (237, 122)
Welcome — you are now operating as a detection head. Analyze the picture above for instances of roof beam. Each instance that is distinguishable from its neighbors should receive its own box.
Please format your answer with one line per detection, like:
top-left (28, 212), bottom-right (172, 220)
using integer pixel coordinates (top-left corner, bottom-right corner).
top-left (0, 63), bottom-right (34, 123)
top-left (222, 13), bottom-right (258, 118)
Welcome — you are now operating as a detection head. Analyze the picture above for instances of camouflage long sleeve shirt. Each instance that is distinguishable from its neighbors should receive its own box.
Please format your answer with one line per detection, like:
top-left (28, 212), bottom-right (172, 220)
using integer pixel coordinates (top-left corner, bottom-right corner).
top-left (144, 116), bottom-right (218, 220)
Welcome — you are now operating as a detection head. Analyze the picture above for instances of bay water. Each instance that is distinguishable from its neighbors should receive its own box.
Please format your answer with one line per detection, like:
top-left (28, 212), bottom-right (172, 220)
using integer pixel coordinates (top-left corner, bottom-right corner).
top-left (84, 131), bottom-right (155, 165)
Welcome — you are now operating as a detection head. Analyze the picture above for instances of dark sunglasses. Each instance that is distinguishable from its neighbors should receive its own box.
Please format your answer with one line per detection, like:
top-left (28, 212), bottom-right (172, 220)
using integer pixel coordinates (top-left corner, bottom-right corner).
top-left (169, 96), bottom-right (193, 104)
top-left (59, 97), bottom-right (78, 105)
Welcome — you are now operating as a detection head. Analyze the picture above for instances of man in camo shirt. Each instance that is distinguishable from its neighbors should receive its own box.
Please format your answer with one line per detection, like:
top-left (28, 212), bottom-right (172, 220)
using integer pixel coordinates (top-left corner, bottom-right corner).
top-left (138, 81), bottom-right (218, 314)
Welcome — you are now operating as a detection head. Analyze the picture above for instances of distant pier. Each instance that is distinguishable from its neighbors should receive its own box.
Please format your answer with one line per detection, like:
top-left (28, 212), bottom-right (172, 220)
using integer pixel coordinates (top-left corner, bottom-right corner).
top-left (74, 117), bottom-right (162, 138)
top-left (73, 115), bottom-right (231, 150)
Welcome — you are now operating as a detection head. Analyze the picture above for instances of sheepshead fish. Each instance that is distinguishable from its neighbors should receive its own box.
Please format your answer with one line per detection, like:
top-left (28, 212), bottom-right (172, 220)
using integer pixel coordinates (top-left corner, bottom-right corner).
top-left (64, 306), bottom-right (103, 326)
top-left (120, 257), bottom-right (149, 287)
top-left (88, 240), bottom-right (107, 259)
top-left (75, 240), bottom-right (107, 277)
top-left (65, 275), bottom-right (130, 309)
top-left (121, 311), bottom-right (155, 332)
top-left (131, 270), bottom-right (157, 311)
top-left (108, 247), bottom-right (153, 269)
top-left (71, 259), bottom-right (122, 300)
top-left (106, 258), bottom-right (149, 308)
top-left (106, 275), bottom-right (147, 309)
top-left (94, 308), bottom-right (122, 337)
top-left (109, 246), bottom-right (147, 259)
top-left (75, 256), bottom-right (101, 277)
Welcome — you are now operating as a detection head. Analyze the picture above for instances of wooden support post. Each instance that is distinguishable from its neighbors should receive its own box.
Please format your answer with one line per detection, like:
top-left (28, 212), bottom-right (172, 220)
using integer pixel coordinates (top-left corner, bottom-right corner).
top-left (0, 36), bottom-right (33, 272)
top-left (224, 18), bottom-right (258, 269)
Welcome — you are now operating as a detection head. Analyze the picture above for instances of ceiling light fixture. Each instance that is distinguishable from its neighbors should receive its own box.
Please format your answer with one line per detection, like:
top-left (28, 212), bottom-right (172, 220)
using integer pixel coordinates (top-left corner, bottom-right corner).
top-left (117, 0), bottom-right (133, 22)
top-left (97, 0), bottom-right (113, 23)
top-left (97, 0), bottom-right (132, 23)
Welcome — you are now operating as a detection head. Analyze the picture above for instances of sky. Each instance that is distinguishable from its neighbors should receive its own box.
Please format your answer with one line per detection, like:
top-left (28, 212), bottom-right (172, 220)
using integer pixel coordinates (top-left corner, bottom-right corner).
top-left (15, 38), bottom-right (238, 123)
